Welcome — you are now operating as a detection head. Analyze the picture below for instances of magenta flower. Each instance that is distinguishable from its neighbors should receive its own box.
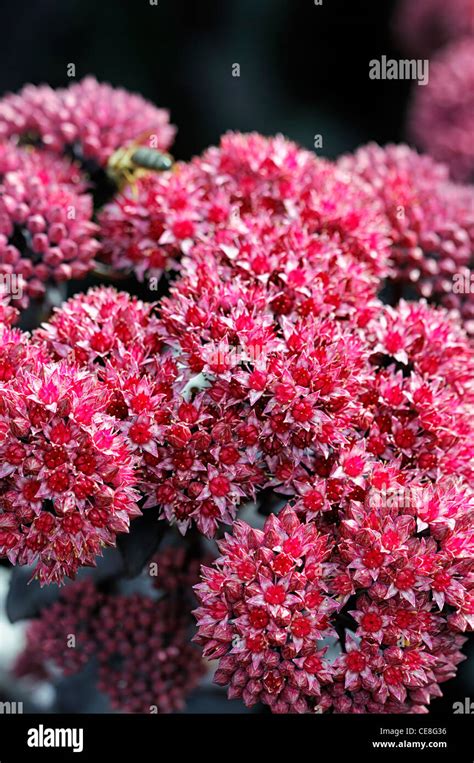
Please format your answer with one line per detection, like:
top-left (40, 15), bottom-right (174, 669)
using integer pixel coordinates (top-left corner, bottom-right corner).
top-left (14, 551), bottom-right (205, 713)
top-left (0, 77), bottom-right (175, 168)
top-left (409, 39), bottom-right (474, 182)
top-left (194, 507), bottom-right (339, 713)
top-left (0, 357), bottom-right (140, 584)
top-left (194, 487), bottom-right (472, 712)
top-left (98, 131), bottom-right (390, 283)
top-left (392, 0), bottom-right (474, 56)
top-left (158, 216), bottom-right (383, 336)
top-left (366, 299), bottom-right (474, 398)
top-left (34, 286), bottom-right (162, 369)
top-left (0, 142), bottom-right (99, 307)
top-left (339, 143), bottom-right (474, 332)
top-left (94, 592), bottom-right (204, 713)
top-left (140, 383), bottom-right (266, 536)
top-left (330, 630), bottom-right (467, 712)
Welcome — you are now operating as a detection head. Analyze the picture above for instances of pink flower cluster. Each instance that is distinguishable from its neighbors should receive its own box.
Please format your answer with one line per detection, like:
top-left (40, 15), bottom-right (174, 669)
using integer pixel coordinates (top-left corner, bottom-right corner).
top-left (0, 344), bottom-right (140, 584)
top-left (194, 499), bottom-right (471, 713)
top-left (339, 143), bottom-right (474, 332)
top-left (33, 286), bottom-right (162, 369)
top-left (0, 77), bottom-right (175, 168)
top-left (98, 131), bottom-right (390, 283)
top-left (0, 78), bottom-right (175, 313)
top-left (0, 118), bottom-right (472, 715)
top-left (395, 0), bottom-right (474, 184)
top-left (364, 301), bottom-right (474, 489)
top-left (409, 38), bottom-right (474, 183)
top-left (393, 0), bottom-right (474, 56)
top-left (15, 550), bottom-right (205, 713)
top-left (0, 141), bottom-right (99, 307)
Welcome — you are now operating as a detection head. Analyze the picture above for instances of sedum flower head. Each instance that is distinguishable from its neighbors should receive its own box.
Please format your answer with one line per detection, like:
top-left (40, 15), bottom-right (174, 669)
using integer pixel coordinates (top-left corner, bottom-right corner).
top-left (409, 39), bottom-right (474, 183)
top-left (15, 549), bottom-right (205, 712)
top-left (33, 286), bottom-right (162, 369)
top-left (98, 131), bottom-right (390, 283)
top-left (339, 143), bottom-right (474, 332)
top-left (0, 77), bottom-right (175, 168)
top-left (0, 357), bottom-right (140, 584)
top-left (393, 0), bottom-right (474, 57)
top-left (94, 591), bottom-right (204, 712)
top-left (194, 486), bottom-right (472, 712)
top-left (16, 579), bottom-right (102, 676)
top-left (0, 142), bottom-right (99, 307)
top-left (194, 507), bottom-right (339, 713)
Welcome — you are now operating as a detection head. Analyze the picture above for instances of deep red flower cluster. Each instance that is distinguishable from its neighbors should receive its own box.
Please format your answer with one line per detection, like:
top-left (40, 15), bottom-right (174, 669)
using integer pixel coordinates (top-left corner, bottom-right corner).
top-left (0, 76), bottom-right (175, 168)
top-left (95, 591), bottom-right (203, 713)
top-left (339, 143), bottom-right (474, 332)
top-left (16, 579), bottom-right (102, 676)
top-left (0, 106), bottom-right (472, 716)
top-left (0, 141), bottom-right (99, 307)
top-left (194, 499), bottom-right (471, 713)
top-left (14, 550), bottom-right (205, 713)
top-left (98, 131), bottom-right (390, 283)
top-left (362, 300), bottom-right (474, 486)
top-left (0, 352), bottom-right (140, 584)
top-left (33, 286), bottom-right (162, 369)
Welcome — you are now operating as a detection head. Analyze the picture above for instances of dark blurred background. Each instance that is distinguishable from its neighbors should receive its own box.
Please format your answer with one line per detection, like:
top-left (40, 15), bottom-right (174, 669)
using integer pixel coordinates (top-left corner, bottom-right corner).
top-left (0, 0), bottom-right (411, 160)
top-left (0, 0), bottom-right (472, 714)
